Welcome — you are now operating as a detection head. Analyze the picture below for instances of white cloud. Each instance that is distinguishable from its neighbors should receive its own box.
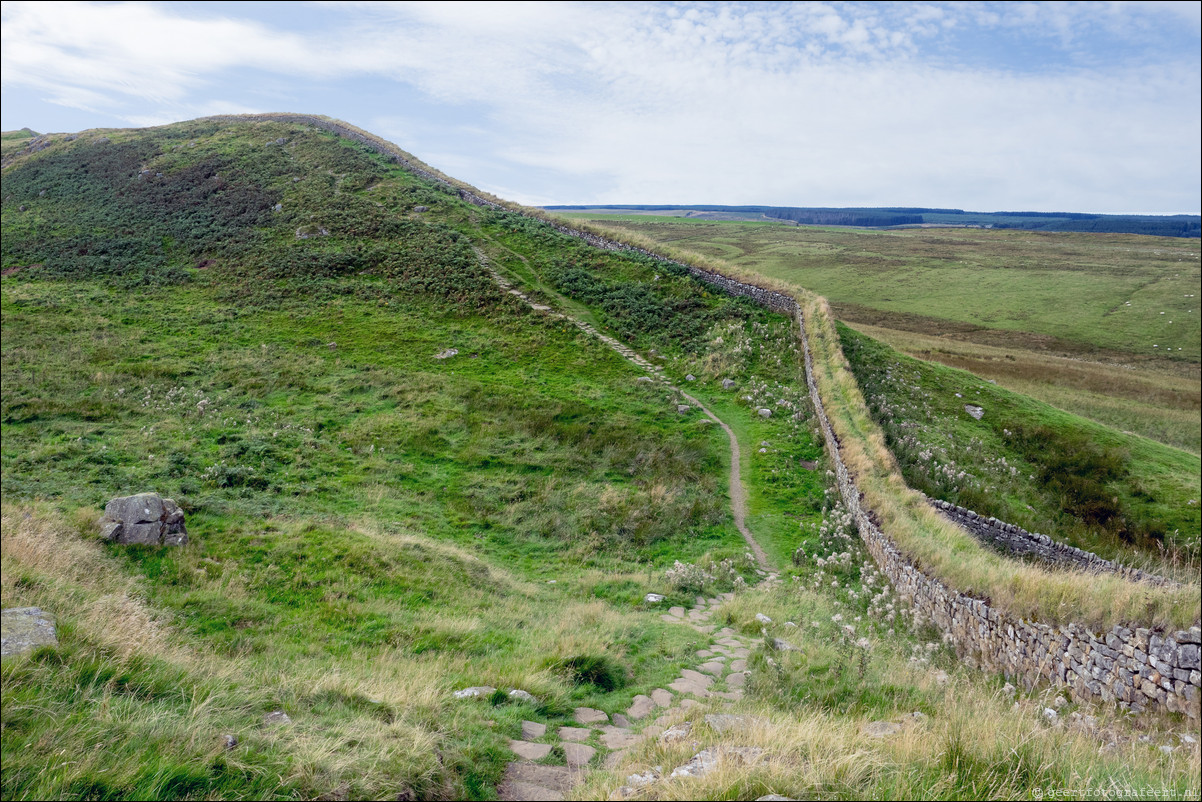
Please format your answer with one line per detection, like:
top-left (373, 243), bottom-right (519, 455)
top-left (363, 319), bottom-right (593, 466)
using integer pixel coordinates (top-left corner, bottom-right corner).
top-left (1, 1), bottom-right (1198, 213)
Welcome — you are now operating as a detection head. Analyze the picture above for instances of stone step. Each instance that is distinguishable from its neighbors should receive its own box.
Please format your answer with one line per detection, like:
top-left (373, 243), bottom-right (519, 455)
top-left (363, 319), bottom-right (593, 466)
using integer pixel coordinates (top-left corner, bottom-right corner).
top-left (498, 763), bottom-right (575, 802)
top-left (509, 740), bottom-right (553, 761)
top-left (558, 725), bottom-right (592, 742)
top-left (563, 742), bottom-right (596, 768)
top-left (573, 707), bottom-right (609, 725)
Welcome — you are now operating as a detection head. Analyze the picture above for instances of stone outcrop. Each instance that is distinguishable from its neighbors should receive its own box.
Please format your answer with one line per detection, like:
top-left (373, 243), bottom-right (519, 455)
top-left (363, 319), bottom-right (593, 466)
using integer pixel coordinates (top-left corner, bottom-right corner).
top-left (98, 493), bottom-right (187, 546)
top-left (1, 607), bottom-right (58, 658)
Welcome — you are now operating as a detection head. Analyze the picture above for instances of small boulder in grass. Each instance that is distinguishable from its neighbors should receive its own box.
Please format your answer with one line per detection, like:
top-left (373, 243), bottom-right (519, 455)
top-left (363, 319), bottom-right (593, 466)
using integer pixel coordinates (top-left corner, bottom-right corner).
top-left (98, 493), bottom-right (187, 546)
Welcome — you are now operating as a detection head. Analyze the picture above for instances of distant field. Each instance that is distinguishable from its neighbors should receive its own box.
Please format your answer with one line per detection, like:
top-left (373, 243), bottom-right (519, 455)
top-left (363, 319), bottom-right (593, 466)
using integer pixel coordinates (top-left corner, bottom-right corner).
top-left (850, 323), bottom-right (1201, 454)
top-left (555, 214), bottom-right (1200, 362)
top-left (557, 213), bottom-right (1202, 452)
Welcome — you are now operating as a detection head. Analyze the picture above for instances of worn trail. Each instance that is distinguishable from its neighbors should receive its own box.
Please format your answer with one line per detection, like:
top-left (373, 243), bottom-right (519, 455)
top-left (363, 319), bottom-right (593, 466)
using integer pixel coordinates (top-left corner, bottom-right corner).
top-left (473, 248), bottom-right (779, 800)
top-left (475, 247), bottom-right (770, 571)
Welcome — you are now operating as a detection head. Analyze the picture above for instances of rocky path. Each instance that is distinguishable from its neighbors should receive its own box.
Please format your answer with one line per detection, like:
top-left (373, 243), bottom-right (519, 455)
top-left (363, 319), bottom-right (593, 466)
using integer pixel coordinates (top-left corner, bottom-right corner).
top-left (476, 248), bottom-right (769, 572)
top-left (496, 583), bottom-right (780, 801)
top-left (475, 249), bottom-right (780, 799)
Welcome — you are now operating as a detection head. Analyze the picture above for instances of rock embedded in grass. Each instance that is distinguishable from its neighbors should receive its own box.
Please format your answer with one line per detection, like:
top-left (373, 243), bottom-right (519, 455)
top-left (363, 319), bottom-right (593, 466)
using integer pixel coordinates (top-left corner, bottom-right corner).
top-left (669, 746), bottom-right (764, 778)
top-left (573, 707), bottom-right (608, 725)
top-left (0, 607), bottom-right (58, 658)
top-left (98, 493), bottom-right (187, 547)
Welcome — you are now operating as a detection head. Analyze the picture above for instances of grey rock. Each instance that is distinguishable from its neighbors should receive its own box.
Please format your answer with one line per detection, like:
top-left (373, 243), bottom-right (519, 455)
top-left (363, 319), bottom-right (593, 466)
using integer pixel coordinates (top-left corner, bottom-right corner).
top-left (98, 493), bottom-right (186, 547)
top-left (508, 689), bottom-right (538, 703)
top-left (1, 607), bottom-right (58, 658)
top-left (509, 739), bottom-right (553, 760)
top-left (755, 613), bottom-right (773, 624)
top-left (574, 706), bottom-right (608, 724)
top-left (263, 710), bottom-right (291, 726)
top-left (758, 408), bottom-right (772, 418)
top-left (499, 763), bottom-right (572, 800)
top-left (722, 379), bottom-right (736, 390)
top-left (558, 726), bottom-right (591, 742)
top-left (453, 685), bottom-right (496, 699)
top-left (625, 767), bottom-right (660, 788)
top-left (413, 206), bottom-right (429, 212)
top-left (964, 405), bottom-right (984, 420)
top-left (670, 746), bottom-right (764, 778)
top-left (99, 520), bottom-right (123, 542)
top-left (644, 593), bottom-right (665, 603)
top-left (625, 692), bottom-right (653, 716)
top-left (221, 734), bottom-right (238, 750)
top-left (600, 726), bottom-right (637, 749)
top-left (685, 374), bottom-right (696, 381)
top-left (1179, 644), bottom-right (1200, 671)
top-left (677, 404), bottom-right (691, 414)
top-left (659, 721), bottom-right (692, 743)
top-left (862, 721), bottom-right (902, 738)
top-left (521, 720), bottom-right (546, 740)
top-left (562, 741), bottom-right (596, 767)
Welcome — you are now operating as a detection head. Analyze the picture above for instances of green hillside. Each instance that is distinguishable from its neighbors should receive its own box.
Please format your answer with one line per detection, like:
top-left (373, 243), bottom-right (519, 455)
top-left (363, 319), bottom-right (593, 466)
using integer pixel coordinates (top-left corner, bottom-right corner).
top-left (840, 323), bottom-right (1200, 568)
top-left (3, 118), bottom-right (1197, 801)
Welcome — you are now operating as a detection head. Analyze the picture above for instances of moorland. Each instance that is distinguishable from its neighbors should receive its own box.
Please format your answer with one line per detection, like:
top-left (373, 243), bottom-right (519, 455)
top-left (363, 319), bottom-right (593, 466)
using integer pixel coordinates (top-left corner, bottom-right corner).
top-left (2, 119), bottom-right (1199, 801)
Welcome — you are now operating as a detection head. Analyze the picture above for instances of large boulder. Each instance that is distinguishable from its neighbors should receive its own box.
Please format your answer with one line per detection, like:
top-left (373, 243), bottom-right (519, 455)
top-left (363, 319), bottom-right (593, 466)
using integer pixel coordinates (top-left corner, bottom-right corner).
top-left (99, 492), bottom-right (187, 546)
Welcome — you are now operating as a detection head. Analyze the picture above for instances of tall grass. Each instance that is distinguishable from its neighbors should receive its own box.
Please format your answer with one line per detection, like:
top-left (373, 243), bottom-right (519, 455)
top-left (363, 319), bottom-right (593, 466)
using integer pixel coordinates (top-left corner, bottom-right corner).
top-left (800, 293), bottom-right (1200, 630)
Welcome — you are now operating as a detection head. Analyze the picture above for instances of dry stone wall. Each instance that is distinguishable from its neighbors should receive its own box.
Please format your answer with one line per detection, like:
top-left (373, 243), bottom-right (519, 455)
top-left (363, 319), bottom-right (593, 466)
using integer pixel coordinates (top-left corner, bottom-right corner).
top-left (933, 500), bottom-right (1176, 587)
top-left (795, 310), bottom-right (1200, 718)
top-left (204, 114), bottom-right (1199, 717)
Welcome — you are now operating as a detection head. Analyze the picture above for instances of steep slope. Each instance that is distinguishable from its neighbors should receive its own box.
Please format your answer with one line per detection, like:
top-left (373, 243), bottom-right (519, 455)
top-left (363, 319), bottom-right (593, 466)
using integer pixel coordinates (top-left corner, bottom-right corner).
top-left (1, 116), bottom-right (824, 799)
top-left (2, 116), bottom-right (1198, 801)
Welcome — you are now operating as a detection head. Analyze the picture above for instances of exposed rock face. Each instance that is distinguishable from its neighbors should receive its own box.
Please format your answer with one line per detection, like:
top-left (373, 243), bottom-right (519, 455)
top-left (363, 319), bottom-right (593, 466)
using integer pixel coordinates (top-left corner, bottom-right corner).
top-left (99, 493), bottom-right (187, 546)
top-left (1, 607), bottom-right (58, 658)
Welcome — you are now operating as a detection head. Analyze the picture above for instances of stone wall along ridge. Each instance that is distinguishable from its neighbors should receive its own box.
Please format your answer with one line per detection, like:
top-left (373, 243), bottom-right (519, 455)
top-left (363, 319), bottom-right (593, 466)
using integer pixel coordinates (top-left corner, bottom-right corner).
top-left (202, 114), bottom-right (1199, 717)
top-left (933, 500), bottom-right (1177, 588)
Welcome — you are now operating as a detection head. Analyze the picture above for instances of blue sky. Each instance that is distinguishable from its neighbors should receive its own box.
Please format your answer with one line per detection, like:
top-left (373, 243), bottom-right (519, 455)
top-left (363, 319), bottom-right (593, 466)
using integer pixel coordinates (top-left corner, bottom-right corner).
top-left (2, 1), bottom-right (1199, 214)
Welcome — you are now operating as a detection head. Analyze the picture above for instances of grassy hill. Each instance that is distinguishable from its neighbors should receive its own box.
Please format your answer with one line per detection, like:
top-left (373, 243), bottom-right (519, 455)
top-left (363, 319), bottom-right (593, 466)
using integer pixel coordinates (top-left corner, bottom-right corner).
top-left (555, 212), bottom-right (1202, 455)
top-left (1, 117), bottom-right (824, 799)
top-left (3, 118), bottom-right (1198, 800)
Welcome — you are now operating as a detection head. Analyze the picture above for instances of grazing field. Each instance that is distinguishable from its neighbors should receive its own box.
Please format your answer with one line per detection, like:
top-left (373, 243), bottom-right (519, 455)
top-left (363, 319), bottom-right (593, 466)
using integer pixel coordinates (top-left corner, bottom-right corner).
top-left (838, 323), bottom-right (1201, 569)
top-left (848, 323), bottom-right (1201, 455)
top-left (556, 213), bottom-right (1202, 453)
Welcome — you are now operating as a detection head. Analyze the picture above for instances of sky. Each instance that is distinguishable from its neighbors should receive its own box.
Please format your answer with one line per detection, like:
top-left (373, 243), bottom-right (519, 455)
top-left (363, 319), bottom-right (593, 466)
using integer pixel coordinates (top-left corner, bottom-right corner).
top-left (2, 1), bottom-right (1200, 214)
